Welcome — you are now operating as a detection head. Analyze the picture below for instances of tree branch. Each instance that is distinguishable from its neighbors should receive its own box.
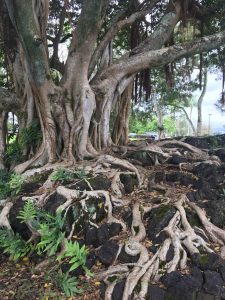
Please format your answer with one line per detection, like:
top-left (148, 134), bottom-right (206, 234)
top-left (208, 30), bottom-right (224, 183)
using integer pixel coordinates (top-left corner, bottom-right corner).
top-left (97, 30), bottom-right (225, 84)
top-left (88, 0), bottom-right (160, 76)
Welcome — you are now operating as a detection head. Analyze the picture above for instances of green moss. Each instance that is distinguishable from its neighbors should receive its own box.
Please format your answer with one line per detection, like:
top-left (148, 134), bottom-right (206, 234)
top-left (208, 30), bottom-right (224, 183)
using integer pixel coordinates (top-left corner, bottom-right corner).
top-left (154, 205), bottom-right (172, 220)
top-left (199, 254), bottom-right (209, 265)
top-left (185, 207), bottom-right (201, 227)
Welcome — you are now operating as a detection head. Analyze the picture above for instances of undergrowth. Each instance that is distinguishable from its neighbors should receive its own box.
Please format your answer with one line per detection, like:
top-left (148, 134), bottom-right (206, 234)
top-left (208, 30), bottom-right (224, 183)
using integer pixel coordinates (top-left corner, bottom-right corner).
top-left (51, 167), bottom-right (87, 183)
top-left (0, 169), bottom-right (25, 199)
top-left (0, 200), bottom-right (90, 298)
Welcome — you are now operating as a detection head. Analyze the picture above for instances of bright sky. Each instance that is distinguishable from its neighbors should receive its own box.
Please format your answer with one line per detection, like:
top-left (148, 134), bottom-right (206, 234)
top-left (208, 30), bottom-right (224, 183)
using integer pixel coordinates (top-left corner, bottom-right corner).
top-left (190, 72), bottom-right (225, 133)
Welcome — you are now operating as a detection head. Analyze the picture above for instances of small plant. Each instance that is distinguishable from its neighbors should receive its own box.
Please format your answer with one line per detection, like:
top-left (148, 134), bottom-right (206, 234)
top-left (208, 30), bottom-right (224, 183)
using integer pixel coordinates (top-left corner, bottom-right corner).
top-left (17, 199), bottom-right (37, 223)
top-left (51, 167), bottom-right (88, 183)
top-left (36, 211), bottom-right (65, 256)
top-left (0, 169), bottom-right (11, 200)
top-left (75, 168), bottom-right (87, 179)
top-left (9, 173), bottom-right (25, 195)
top-left (51, 168), bottom-right (74, 183)
top-left (19, 121), bottom-right (42, 149)
top-left (54, 271), bottom-right (82, 297)
top-left (58, 240), bottom-right (90, 274)
top-left (0, 171), bottom-right (25, 199)
top-left (5, 141), bottom-right (24, 165)
top-left (0, 228), bottom-right (31, 261)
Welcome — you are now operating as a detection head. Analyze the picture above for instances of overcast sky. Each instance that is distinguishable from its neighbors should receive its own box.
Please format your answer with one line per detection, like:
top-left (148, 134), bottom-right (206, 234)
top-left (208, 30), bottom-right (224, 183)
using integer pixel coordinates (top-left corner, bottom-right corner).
top-left (188, 71), bottom-right (225, 133)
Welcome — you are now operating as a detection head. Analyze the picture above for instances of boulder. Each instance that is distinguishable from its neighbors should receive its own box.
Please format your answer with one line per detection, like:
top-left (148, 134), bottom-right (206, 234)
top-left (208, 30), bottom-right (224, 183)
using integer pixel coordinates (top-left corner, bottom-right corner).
top-left (97, 240), bottom-right (119, 266)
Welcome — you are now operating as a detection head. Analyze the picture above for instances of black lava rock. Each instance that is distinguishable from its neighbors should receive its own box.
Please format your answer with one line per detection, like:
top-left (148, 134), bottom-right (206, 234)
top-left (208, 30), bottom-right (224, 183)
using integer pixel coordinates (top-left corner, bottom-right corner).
top-left (118, 246), bottom-right (139, 264)
top-left (203, 270), bottom-right (225, 297)
top-left (112, 279), bottom-right (126, 300)
top-left (97, 240), bottom-right (119, 266)
top-left (146, 205), bottom-right (176, 241)
top-left (109, 223), bottom-right (122, 237)
top-left (9, 197), bottom-right (31, 240)
top-left (85, 227), bottom-right (98, 247)
top-left (97, 223), bottom-right (110, 245)
top-left (161, 270), bottom-right (203, 300)
top-left (146, 284), bottom-right (166, 300)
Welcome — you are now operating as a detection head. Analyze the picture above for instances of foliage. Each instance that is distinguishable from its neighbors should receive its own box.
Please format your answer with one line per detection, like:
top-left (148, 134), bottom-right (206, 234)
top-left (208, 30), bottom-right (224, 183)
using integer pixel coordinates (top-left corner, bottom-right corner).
top-left (17, 201), bottom-right (90, 276)
top-left (129, 113), bottom-right (176, 136)
top-left (17, 199), bottom-right (37, 223)
top-left (5, 121), bottom-right (42, 167)
top-left (18, 121), bottom-right (42, 149)
top-left (5, 141), bottom-right (24, 165)
top-left (58, 240), bottom-right (90, 274)
top-left (51, 168), bottom-right (75, 183)
top-left (0, 229), bottom-right (31, 261)
top-left (51, 168), bottom-right (87, 183)
top-left (54, 271), bottom-right (82, 297)
top-left (8, 173), bottom-right (25, 196)
top-left (0, 169), bottom-right (11, 200)
top-left (0, 171), bottom-right (24, 199)
top-left (36, 211), bottom-right (65, 256)
top-left (0, 200), bottom-right (92, 297)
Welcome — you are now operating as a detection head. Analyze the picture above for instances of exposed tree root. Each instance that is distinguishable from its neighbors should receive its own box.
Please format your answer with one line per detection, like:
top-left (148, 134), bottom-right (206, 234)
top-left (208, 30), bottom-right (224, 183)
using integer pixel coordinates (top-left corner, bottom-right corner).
top-left (157, 139), bottom-right (206, 156)
top-left (0, 201), bottom-right (13, 230)
top-left (96, 154), bottom-right (142, 185)
top-left (3, 142), bottom-right (225, 300)
top-left (99, 193), bottom-right (225, 300)
top-left (186, 197), bottom-right (225, 245)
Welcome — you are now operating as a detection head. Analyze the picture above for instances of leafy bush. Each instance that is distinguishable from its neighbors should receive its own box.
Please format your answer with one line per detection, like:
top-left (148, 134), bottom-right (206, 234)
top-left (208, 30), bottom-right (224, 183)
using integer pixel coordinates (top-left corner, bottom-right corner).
top-left (19, 121), bottom-right (42, 149)
top-left (5, 121), bottom-right (42, 166)
top-left (51, 168), bottom-right (87, 183)
top-left (129, 114), bottom-right (176, 136)
top-left (51, 168), bottom-right (75, 183)
top-left (0, 201), bottom-right (91, 298)
top-left (0, 171), bottom-right (24, 199)
top-left (5, 141), bottom-right (24, 165)
top-left (54, 271), bottom-right (82, 297)
top-left (36, 211), bottom-right (65, 256)
top-left (0, 169), bottom-right (11, 200)
top-left (0, 229), bottom-right (31, 261)
top-left (58, 240), bottom-right (89, 274)
top-left (8, 173), bottom-right (25, 195)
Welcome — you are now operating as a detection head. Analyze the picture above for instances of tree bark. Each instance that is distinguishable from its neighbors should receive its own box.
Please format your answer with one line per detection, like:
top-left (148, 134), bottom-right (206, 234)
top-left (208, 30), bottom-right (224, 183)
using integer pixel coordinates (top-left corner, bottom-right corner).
top-left (0, 111), bottom-right (6, 169)
top-left (197, 69), bottom-right (207, 136)
top-left (2, 0), bottom-right (225, 173)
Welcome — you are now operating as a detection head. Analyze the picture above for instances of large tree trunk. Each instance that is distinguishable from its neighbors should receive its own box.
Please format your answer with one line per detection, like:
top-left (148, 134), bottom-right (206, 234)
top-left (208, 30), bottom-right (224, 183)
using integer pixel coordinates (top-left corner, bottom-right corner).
top-left (2, 0), bottom-right (225, 173)
top-left (112, 79), bottom-right (133, 145)
top-left (0, 111), bottom-right (7, 169)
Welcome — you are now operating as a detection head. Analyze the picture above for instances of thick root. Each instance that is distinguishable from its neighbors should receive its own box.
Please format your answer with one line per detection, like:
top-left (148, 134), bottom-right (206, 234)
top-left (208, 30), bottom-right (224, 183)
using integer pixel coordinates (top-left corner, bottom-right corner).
top-left (102, 194), bottom-right (223, 300)
top-left (0, 201), bottom-right (13, 229)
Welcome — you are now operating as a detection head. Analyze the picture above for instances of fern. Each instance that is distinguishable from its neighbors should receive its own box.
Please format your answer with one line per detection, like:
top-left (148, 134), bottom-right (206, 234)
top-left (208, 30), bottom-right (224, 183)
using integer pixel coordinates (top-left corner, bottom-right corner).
top-left (54, 271), bottom-right (82, 297)
top-left (0, 229), bottom-right (31, 261)
top-left (36, 211), bottom-right (65, 256)
top-left (57, 240), bottom-right (91, 274)
top-left (51, 168), bottom-right (87, 183)
top-left (75, 168), bottom-right (87, 179)
top-left (9, 173), bottom-right (25, 195)
top-left (17, 200), bottom-right (37, 223)
top-left (51, 168), bottom-right (74, 183)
